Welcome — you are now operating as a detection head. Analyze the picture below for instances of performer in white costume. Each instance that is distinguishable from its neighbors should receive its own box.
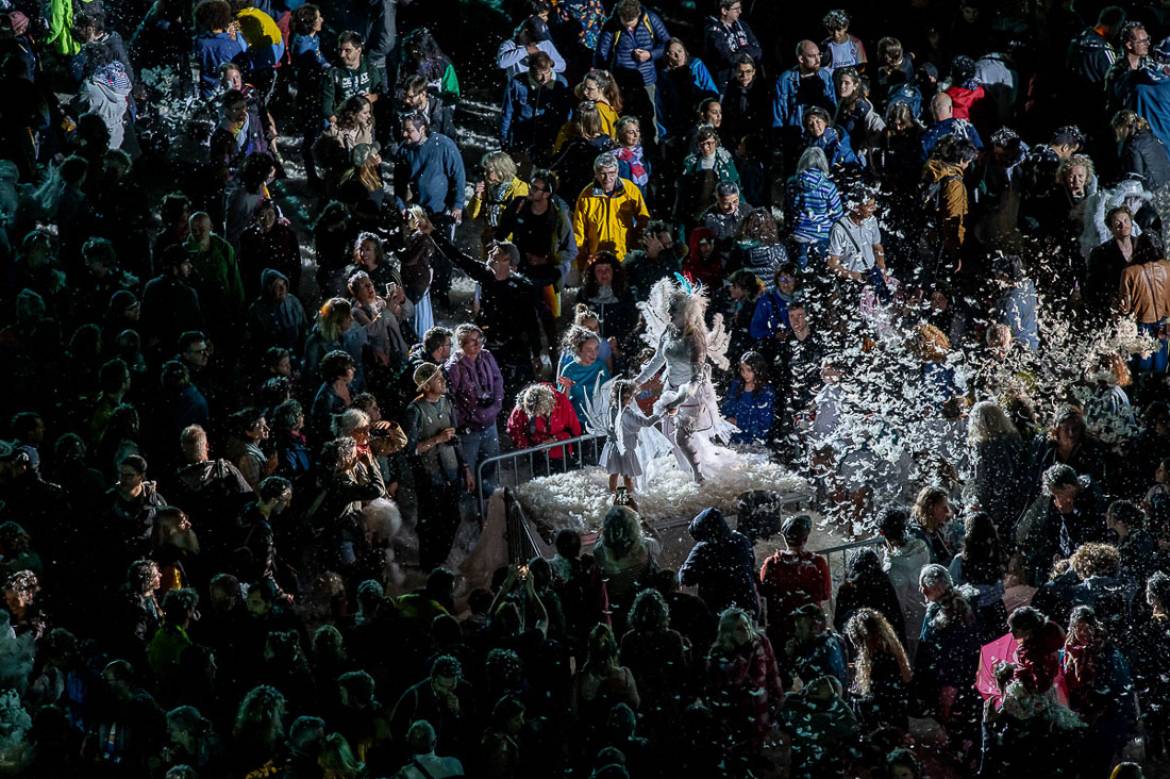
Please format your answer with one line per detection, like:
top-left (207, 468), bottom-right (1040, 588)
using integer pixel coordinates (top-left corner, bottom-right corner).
top-left (632, 275), bottom-right (735, 482)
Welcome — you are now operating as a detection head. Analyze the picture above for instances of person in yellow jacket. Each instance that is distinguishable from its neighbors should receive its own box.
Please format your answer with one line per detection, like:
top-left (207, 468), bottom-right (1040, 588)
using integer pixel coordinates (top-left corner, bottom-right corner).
top-left (576, 69), bottom-right (622, 138)
top-left (467, 150), bottom-right (530, 244)
top-left (572, 152), bottom-right (650, 264)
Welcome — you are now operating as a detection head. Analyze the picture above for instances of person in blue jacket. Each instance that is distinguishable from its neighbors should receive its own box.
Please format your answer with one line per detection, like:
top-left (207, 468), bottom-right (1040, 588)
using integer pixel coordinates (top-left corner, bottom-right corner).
top-left (657, 38), bottom-right (718, 140)
top-left (702, 0), bottom-right (762, 90)
top-left (720, 350), bottom-right (775, 445)
top-left (802, 106), bottom-right (859, 169)
top-left (499, 51), bottom-right (572, 160)
top-left (750, 263), bottom-right (801, 340)
top-left (193, 0), bottom-right (247, 98)
top-left (393, 114), bottom-right (467, 224)
top-left (772, 40), bottom-right (837, 131)
top-left (595, 0), bottom-right (670, 141)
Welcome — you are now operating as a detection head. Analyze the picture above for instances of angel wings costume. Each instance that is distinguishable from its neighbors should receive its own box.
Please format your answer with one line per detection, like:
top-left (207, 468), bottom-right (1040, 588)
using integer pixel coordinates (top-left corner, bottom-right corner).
top-left (630, 276), bottom-right (736, 482)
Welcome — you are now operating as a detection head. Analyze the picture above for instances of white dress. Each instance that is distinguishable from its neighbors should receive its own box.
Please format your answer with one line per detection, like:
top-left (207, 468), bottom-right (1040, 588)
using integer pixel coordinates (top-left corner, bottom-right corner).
top-left (599, 405), bottom-right (662, 478)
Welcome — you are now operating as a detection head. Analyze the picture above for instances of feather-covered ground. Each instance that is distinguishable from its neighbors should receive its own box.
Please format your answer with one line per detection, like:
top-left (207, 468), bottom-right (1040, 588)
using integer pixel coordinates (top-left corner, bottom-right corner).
top-left (514, 449), bottom-right (814, 530)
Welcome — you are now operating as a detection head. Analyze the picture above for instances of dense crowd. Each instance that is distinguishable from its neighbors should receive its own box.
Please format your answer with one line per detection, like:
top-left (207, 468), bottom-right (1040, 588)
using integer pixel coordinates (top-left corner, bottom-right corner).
top-left (4, 0), bottom-right (1170, 776)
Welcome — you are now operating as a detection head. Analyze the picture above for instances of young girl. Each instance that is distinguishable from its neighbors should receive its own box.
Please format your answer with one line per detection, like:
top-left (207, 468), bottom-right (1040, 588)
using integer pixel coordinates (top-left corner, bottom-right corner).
top-left (597, 379), bottom-right (675, 496)
top-left (720, 351), bottom-right (775, 445)
top-left (570, 304), bottom-right (614, 372)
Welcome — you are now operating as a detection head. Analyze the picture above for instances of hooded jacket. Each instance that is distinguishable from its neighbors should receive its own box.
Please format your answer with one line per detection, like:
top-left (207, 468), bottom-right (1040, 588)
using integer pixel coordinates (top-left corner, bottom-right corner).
top-left (594, 10), bottom-right (670, 85)
top-left (882, 536), bottom-right (931, 654)
top-left (500, 71), bottom-right (573, 149)
top-left (79, 63), bottom-right (131, 149)
top-left (678, 507), bottom-right (759, 615)
top-left (924, 158), bottom-right (969, 247)
top-left (784, 168), bottom-right (844, 243)
top-left (247, 268), bottom-right (308, 352)
top-left (572, 177), bottom-right (649, 260)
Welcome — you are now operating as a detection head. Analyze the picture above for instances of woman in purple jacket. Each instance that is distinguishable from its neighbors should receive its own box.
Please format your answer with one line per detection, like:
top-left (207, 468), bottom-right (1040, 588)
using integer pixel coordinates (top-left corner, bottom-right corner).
top-left (444, 323), bottom-right (505, 503)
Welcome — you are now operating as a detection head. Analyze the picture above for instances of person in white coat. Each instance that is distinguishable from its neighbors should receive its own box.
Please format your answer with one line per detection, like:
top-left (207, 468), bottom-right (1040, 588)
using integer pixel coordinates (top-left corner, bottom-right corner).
top-left (878, 505), bottom-right (932, 659)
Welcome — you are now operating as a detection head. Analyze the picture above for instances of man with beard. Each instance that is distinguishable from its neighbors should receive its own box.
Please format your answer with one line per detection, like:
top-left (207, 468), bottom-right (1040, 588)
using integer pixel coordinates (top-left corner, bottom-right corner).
top-left (234, 476), bottom-right (294, 600)
top-left (153, 506), bottom-right (201, 593)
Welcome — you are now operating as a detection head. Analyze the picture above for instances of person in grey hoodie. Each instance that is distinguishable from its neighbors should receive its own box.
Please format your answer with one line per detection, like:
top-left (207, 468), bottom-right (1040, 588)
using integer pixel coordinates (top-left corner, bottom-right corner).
top-left (877, 505), bottom-right (931, 657)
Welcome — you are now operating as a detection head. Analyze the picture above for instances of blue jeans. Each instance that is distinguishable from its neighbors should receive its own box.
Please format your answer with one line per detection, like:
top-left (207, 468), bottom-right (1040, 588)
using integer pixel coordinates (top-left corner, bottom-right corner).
top-left (1136, 322), bottom-right (1170, 374)
top-left (788, 237), bottom-right (829, 269)
top-left (461, 424), bottom-right (501, 498)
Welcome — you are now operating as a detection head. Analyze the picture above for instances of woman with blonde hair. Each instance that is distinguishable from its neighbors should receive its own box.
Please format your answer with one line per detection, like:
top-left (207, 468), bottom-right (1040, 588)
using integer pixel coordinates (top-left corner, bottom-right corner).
top-left (964, 400), bottom-right (1030, 541)
top-left (303, 297), bottom-right (367, 391)
top-left (467, 150), bottom-right (529, 243)
top-left (843, 606), bottom-right (913, 731)
top-left (557, 323), bottom-right (612, 420)
top-left (400, 205), bottom-right (437, 335)
top-left (705, 607), bottom-right (783, 758)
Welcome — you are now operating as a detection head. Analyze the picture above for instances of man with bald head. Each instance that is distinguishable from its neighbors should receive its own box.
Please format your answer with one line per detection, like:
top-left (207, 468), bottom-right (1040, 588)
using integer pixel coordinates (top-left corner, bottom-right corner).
top-left (772, 39), bottom-right (837, 168)
top-left (920, 91), bottom-right (984, 161)
top-left (772, 39), bottom-right (836, 130)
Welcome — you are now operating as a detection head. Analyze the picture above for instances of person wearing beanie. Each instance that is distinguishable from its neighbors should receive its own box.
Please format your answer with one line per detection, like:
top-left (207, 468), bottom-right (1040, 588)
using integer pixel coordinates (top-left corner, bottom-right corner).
top-left (759, 514), bottom-right (831, 651)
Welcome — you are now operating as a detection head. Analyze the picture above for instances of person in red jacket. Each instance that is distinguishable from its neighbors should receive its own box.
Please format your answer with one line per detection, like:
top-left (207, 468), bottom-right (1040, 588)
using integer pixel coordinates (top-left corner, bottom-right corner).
top-left (758, 514), bottom-right (831, 651)
top-left (505, 382), bottom-right (582, 473)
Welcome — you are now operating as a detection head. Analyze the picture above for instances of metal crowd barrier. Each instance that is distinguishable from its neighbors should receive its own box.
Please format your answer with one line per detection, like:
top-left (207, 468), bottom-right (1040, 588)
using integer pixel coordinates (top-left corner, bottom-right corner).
top-left (476, 433), bottom-right (606, 516)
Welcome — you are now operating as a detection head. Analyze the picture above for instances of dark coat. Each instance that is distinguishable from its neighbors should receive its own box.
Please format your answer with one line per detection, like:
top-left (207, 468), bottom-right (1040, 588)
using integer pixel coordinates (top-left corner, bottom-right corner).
top-left (678, 507), bottom-right (759, 615)
top-left (1121, 128), bottom-right (1170, 190)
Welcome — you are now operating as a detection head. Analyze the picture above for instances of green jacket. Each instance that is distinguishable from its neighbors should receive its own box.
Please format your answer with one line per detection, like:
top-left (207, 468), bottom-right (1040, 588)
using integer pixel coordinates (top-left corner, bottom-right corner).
top-left (186, 234), bottom-right (245, 322)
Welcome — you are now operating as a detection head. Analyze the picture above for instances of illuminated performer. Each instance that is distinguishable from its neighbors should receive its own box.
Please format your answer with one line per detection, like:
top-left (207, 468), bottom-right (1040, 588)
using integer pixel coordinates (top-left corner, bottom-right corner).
top-left (633, 274), bottom-right (736, 482)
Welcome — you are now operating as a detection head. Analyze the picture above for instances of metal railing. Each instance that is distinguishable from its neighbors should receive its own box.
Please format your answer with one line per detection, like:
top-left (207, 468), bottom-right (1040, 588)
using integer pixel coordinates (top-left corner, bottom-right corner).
top-left (476, 432), bottom-right (605, 516)
top-left (813, 536), bottom-right (886, 605)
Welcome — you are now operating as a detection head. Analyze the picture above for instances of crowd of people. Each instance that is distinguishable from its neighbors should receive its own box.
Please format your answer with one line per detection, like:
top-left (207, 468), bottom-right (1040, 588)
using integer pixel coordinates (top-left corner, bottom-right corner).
top-left (3, 0), bottom-right (1170, 776)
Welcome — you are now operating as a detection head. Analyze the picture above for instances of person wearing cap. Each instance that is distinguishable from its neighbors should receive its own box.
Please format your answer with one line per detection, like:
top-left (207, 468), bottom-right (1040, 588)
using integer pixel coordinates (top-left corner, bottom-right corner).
top-left (572, 152), bottom-right (650, 261)
top-left (497, 14), bottom-right (566, 77)
top-left (393, 113), bottom-right (467, 227)
top-left (758, 514), bottom-right (830, 651)
top-left (404, 362), bottom-right (473, 568)
top-left (678, 507), bottom-right (759, 616)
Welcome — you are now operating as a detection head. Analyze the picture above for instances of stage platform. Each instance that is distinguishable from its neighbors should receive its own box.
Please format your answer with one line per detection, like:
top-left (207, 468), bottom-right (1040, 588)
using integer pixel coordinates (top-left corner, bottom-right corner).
top-left (512, 448), bottom-right (815, 537)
